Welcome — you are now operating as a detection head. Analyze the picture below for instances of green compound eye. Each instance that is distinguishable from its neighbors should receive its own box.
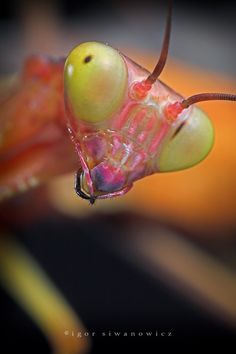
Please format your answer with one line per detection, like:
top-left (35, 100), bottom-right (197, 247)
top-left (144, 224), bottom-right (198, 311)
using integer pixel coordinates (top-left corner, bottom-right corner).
top-left (64, 42), bottom-right (128, 123)
top-left (158, 108), bottom-right (214, 172)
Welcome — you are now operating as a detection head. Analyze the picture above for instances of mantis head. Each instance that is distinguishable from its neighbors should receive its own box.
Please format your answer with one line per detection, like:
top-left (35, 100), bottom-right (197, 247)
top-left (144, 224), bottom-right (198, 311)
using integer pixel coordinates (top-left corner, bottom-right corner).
top-left (64, 3), bottom-right (235, 204)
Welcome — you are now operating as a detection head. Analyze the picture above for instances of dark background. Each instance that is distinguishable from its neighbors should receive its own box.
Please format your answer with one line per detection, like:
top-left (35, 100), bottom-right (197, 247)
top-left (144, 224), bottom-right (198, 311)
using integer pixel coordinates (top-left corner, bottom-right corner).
top-left (1, 212), bottom-right (236, 353)
top-left (0, 0), bottom-right (235, 75)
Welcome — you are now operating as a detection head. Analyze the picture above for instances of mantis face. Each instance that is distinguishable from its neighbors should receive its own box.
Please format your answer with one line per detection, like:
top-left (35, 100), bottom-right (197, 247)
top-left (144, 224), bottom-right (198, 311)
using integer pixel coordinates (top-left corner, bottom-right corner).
top-left (64, 42), bottom-right (214, 203)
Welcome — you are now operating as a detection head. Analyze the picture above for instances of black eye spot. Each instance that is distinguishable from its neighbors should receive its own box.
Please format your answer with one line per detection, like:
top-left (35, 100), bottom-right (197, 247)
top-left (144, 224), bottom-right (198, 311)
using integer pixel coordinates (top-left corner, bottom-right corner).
top-left (84, 55), bottom-right (93, 64)
top-left (171, 121), bottom-right (186, 139)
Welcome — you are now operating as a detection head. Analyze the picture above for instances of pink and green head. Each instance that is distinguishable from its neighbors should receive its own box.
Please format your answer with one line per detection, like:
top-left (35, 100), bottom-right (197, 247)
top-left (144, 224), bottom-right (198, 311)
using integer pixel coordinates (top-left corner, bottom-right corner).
top-left (64, 5), bottom-right (235, 204)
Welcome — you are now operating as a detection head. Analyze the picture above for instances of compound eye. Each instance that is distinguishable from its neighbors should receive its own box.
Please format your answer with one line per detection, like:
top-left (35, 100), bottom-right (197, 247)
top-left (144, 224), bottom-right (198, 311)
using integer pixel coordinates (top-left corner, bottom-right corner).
top-left (158, 108), bottom-right (214, 172)
top-left (64, 42), bottom-right (128, 123)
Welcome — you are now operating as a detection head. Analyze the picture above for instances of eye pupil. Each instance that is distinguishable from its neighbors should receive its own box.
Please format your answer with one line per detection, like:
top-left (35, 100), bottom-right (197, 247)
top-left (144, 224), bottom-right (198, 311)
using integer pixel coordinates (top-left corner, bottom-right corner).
top-left (171, 121), bottom-right (186, 139)
top-left (84, 55), bottom-right (92, 63)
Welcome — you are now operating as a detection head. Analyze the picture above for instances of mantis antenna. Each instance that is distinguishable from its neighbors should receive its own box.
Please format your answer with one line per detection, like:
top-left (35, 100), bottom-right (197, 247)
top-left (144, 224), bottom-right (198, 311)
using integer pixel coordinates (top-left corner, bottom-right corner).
top-left (145, 0), bottom-right (172, 84)
top-left (136, 0), bottom-right (236, 117)
top-left (131, 0), bottom-right (172, 98)
top-left (181, 93), bottom-right (236, 108)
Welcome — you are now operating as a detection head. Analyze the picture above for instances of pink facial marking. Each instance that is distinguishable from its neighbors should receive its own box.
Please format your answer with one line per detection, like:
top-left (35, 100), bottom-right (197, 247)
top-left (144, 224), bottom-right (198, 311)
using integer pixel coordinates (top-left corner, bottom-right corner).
top-left (127, 150), bottom-right (147, 170)
top-left (111, 135), bottom-right (122, 155)
top-left (148, 121), bottom-right (169, 153)
top-left (145, 113), bottom-right (156, 131)
top-left (137, 111), bottom-right (156, 144)
top-left (127, 108), bottom-right (146, 136)
top-left (113, 101), bottom-right (137, 130)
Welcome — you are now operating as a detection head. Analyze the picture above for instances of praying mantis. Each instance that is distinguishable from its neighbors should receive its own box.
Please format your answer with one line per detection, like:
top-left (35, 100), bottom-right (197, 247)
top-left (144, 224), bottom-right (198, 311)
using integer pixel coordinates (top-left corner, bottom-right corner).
top-left (0, 2), bottom-right (235, 204)
top-left (0, 1), bottom-right (235, 353)
top-left (0, 4), bottom-right (236, 204)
